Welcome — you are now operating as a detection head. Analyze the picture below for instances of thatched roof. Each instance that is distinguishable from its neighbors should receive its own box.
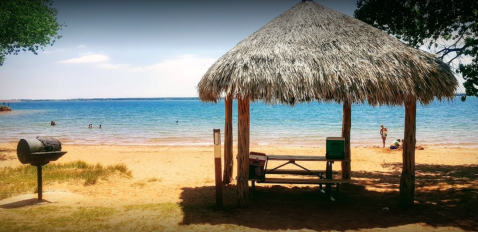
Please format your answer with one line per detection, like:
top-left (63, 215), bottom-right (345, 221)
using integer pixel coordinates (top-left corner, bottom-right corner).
top-left (197, 1), bottom-right (457, 106)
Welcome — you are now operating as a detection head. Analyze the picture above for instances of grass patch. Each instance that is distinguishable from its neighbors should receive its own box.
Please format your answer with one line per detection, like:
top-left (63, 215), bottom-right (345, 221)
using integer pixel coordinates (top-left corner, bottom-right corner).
top-left (131, 181), bottom-right (146, 188)
top-left (123, 202), bottom-right (181, 216)
top-left (1, 205), bottom-right (117, 232)
top-left (131, 177), bottom-right (162, 188)
top-left (69, 206), bottom-right (116, 221)
top-left (0, 160), bottom-right (132, 200)
top-left (147, 177), bottom-right (162, 182)
top-left (0, 204), bottom-right (209, 232)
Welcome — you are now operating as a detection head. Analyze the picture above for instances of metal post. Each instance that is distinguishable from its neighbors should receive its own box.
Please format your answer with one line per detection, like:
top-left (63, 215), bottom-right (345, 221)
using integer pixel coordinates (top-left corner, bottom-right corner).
top-left (214, 129), bottom-right (222, 206)
top-left (37, 165), bottom-right (42, 201)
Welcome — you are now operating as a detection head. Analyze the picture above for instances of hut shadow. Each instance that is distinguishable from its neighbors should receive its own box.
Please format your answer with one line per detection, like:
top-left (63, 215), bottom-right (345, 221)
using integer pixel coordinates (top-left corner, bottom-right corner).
top-left (179, 164), bottom-right (478, 231)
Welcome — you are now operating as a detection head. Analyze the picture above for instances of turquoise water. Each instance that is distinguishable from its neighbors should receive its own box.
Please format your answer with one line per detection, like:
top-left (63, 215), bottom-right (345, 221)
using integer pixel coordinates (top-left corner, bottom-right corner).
top-left (0, 97), bottom-right (477, 147)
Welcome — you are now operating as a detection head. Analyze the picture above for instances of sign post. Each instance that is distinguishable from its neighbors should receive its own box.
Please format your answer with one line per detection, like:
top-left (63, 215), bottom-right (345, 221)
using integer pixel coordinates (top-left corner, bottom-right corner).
top-left (214, 129), bottom-right (223, 206)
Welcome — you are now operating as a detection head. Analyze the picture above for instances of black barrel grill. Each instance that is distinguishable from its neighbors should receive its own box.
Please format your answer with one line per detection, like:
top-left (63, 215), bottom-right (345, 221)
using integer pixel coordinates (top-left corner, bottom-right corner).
top-left (16, 137), bottom-right (67, 200)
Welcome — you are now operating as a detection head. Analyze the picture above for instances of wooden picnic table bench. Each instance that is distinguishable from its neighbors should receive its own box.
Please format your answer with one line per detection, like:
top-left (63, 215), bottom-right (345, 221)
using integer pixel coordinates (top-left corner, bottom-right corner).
top-left (250, 154), bottom-right (352, 201)
top-left (265, 169), bottom-right (337, 176)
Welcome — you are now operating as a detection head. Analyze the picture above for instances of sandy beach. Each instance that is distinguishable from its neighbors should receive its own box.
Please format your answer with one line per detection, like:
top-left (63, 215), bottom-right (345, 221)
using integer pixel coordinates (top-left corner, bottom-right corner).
top-left (0, 142), bottom-right (477, 231)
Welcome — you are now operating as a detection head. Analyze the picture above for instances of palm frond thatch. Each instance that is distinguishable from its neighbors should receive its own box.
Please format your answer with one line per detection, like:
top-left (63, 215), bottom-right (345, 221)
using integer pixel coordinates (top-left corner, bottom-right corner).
top-left (197, 1), bottom-right (457, 106)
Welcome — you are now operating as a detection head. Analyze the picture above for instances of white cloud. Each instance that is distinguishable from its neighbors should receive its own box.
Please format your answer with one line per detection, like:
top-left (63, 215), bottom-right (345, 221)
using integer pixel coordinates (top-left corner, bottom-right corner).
top-left (121, 55), bottom-right (217, 97)
top-left (147, 54), bottom-right (215, 76)
top-left (53, 54), bottom-right (217, 97)
top-left (97, 63), bottom-right (133, 70)
top-left (59, 53), bottom-right (109, 64)
top-left (93, 54), bottom-right (215, 76)
top-left (138, 55), bottom-right (217, 97)
top-left (76, 45), bottom-right (87, 49)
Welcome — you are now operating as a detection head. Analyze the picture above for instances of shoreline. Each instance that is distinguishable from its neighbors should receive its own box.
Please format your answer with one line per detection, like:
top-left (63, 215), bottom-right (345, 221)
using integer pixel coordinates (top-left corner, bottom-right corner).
top-left (3, 138), bottom-right (478, 148)
top-left (2, 97), bottom-right (477, 151)
top-left (2, 142), bottom-right (477, 167)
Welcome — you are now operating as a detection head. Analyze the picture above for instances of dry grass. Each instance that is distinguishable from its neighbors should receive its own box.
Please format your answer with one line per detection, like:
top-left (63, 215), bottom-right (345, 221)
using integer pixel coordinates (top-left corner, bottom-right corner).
top-left (0, 161), bottom-right (132, 200)
top-left (0, 203), bottom-right (254, 232)
top-left (0, 162), bottom-right (477, 231)
top-left (1, 145), bottom-right (476, 231)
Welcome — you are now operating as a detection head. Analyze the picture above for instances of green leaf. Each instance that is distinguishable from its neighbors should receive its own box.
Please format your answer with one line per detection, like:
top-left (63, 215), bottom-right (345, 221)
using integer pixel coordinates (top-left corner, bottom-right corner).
top-left (0, 0), bottom-right (65, 66)
top-left (354, 0), bottom-right (478, 98)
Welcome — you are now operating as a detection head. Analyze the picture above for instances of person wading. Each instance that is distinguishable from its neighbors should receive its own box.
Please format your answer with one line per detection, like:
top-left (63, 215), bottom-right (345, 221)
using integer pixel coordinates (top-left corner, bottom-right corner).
top-left (380, 124), bottom-right (388, 148)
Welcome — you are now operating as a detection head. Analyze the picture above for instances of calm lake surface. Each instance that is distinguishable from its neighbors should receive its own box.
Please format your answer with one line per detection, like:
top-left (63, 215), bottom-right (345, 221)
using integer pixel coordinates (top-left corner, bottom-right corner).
top-left (1, 97), bottom-right (477, 147)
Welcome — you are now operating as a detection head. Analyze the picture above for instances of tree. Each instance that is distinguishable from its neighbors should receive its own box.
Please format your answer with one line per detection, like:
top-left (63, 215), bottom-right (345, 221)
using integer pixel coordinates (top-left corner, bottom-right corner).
top-left (354, 0), bottom-right (478, 100)
top-left (0, 0), bottom-right (64, 66)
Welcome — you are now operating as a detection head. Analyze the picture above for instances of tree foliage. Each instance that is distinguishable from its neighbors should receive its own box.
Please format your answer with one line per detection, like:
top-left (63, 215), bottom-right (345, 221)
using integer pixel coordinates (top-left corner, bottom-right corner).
top-left (354, 0), bottom-right (478, 100)
top-left (0, 0), bottom-right (64, 66)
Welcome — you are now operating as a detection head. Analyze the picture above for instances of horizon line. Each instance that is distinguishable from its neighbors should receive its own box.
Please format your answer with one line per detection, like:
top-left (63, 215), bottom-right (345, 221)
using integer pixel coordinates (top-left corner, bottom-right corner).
top-left (0, 93), bottom-right (468, 102)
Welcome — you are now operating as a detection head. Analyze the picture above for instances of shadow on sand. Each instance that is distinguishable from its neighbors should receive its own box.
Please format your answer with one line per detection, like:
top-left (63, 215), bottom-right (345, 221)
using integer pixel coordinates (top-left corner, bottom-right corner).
top-left (179, 163), bottom-right (478, 231)
top-left (0, 198), bottom-right (51, 209)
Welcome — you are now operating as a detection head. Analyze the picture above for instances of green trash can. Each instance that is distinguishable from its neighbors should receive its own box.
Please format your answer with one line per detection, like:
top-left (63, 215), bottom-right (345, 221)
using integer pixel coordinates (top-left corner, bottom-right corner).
top-left (326, 137), bottom-right (345, 159)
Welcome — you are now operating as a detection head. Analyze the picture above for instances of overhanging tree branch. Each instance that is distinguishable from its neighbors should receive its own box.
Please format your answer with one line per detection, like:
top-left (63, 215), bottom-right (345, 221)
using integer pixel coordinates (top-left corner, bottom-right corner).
top-left (355, 0), bottom-right (478, 99)
top-left (0, 0), bottom-right (64, 66)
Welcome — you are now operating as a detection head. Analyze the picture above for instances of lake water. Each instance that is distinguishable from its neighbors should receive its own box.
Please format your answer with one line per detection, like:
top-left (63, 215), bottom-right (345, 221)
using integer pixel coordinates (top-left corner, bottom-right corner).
top-left (1, 97), bottom-right (477, 147)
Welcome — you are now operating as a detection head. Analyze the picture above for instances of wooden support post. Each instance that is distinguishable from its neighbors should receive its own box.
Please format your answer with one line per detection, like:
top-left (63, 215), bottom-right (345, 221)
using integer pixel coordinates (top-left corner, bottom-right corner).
top-left (400, 98), bottom-right (416, 208)
top-left (341, 100), bottom-right (352, 179)
top-left (223, 95), bottom-right (234, 185)
top-left (214, 129), bottom-right (222, 206)
top-left (237, 96), bottom-right (250, 207)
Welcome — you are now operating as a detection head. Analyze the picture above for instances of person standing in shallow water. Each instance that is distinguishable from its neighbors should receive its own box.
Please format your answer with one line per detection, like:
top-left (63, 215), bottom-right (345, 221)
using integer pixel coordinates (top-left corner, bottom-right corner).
top-left (380, 124), bottom-right (388, 148)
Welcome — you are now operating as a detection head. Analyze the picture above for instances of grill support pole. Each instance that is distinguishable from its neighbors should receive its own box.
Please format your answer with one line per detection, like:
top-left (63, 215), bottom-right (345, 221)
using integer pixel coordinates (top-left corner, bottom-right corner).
top-left (37, 165), bottom-right (42, 201)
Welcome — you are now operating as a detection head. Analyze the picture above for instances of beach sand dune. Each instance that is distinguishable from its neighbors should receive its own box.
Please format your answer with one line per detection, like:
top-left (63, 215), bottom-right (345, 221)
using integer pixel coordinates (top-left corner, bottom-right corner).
top-left (0, 143), bottom-right (477, 231)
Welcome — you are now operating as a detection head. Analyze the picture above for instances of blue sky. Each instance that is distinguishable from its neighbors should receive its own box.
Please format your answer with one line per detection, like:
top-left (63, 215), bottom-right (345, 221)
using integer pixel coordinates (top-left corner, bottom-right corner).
top-left (0, 0), bottom-right (463, 100)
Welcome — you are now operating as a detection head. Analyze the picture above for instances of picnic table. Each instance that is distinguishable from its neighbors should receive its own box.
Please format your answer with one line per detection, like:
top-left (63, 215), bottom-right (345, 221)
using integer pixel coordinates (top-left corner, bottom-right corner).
top-left (249, 154), bottom-right (353, 201)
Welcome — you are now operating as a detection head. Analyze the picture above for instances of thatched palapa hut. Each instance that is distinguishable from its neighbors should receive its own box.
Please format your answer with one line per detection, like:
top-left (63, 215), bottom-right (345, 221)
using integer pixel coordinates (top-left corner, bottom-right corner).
top-left (197, 0), bottom-right (457, 207)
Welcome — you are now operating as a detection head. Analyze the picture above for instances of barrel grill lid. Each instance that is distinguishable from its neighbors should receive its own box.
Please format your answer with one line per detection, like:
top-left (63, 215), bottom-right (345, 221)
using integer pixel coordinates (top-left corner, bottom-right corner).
top-left (16, 138), bottom-right (67, 165)
top-left (17, 139), bottom-right (38, 164)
